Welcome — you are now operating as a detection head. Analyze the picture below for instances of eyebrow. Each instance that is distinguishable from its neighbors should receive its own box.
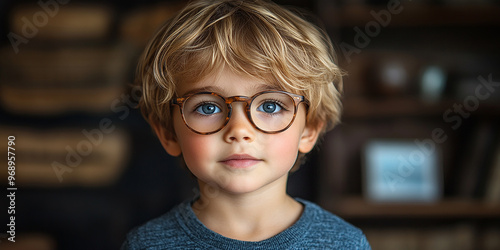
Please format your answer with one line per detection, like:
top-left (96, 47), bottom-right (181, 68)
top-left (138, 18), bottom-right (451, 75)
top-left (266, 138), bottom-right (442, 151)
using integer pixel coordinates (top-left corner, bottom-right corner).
top-left (180, 84), bottom-right (281, 97)
top-left (180, 86), bottom-right (225, 96)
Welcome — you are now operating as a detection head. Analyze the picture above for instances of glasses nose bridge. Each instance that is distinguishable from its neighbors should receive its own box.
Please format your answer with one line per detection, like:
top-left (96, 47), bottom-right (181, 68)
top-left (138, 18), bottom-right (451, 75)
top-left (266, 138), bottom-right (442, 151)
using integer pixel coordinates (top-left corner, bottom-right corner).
top-left (225, 96), bottom-right (253, 121)
top-left (225, 96), bottom-right (253, 111)
top-left (226, 96), bottom-right (251, 105)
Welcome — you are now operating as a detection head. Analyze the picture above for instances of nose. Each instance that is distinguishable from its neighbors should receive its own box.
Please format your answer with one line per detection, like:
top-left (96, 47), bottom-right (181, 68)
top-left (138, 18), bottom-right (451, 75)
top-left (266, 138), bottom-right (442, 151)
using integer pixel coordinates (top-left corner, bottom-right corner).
top-left (223, 102), bottom-right (255, 143)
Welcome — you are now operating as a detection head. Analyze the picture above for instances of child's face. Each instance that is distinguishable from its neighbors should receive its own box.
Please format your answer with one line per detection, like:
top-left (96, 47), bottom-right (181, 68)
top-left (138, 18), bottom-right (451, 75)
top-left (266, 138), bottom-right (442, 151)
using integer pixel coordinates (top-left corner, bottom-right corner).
top-left (157, 68), bottom-right (322, 195)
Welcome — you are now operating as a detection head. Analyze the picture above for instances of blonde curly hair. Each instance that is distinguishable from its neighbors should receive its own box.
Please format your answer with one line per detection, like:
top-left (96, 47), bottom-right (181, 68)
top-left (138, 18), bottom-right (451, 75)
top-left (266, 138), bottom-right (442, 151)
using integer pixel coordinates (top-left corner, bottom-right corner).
top-left (137, 0), bottom-right (343, 137)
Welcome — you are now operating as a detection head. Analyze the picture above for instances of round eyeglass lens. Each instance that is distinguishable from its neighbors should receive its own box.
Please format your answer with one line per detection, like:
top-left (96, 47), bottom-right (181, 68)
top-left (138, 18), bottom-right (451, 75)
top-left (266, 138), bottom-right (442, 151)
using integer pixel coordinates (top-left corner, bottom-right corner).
top-left (182, 93), bottom-right (228, 133)
top-left (250, 92), bottom-right (296, 132)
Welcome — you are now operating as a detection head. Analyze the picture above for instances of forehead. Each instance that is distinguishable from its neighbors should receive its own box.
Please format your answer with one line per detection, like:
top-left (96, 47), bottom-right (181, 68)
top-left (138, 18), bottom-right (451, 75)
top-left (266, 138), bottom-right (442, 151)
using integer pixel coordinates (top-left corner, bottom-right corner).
top-left (176, 68), bottom-right (279, 97)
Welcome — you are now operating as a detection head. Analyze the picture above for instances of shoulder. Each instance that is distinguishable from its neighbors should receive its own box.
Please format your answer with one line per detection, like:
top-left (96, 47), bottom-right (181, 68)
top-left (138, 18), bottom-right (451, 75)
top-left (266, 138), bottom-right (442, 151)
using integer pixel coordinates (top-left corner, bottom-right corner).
top-left (301, 199), bottom-right (360, 233)
top-left (297, 199), bottom-right (371, 249)
top-left (121, 201), bottom-right (196, 249)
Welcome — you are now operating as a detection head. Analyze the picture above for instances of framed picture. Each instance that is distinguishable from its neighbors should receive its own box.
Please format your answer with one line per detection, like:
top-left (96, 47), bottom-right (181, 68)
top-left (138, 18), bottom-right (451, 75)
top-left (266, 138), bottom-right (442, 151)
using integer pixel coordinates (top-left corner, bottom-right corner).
top-left (363, 140), bottom-right (442, 202)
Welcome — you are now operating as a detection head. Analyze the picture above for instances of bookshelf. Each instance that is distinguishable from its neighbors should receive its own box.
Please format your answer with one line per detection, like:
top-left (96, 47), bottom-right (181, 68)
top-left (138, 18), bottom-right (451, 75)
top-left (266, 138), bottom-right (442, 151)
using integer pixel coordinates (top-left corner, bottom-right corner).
top-left (325, 197), bottom-right (500, 219)
top-left (343, 97), bottom-right (500, 118)
top-left (315, 1), bottom-right (500, 249)
top-left (319, 4), bottom-right (500, 27)
top-left (0, 1), bottom-right (192, 250)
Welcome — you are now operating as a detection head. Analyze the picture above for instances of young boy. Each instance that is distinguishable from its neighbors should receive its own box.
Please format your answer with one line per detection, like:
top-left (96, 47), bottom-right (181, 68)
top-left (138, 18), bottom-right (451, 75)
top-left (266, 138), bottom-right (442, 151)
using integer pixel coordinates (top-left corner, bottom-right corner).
top-left (122, 0), bottom-right (370, 249)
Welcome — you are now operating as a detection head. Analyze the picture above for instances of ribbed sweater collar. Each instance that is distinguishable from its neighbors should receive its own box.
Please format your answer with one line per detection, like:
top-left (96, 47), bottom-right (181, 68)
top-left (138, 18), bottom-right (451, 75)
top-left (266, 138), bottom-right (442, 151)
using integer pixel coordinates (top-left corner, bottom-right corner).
top-left (175, 198), bottom-right (314, 249)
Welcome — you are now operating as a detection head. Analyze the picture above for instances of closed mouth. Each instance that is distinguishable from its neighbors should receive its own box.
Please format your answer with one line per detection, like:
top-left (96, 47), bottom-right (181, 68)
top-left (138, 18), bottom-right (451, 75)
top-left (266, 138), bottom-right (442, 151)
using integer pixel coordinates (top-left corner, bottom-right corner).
top-left (220, 154), bottom-right (261, 168)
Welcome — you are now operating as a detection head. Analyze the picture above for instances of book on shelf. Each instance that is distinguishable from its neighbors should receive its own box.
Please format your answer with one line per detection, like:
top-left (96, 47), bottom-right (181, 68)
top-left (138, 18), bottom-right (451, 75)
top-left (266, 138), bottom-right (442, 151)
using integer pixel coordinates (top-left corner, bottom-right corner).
top-left (0, 45), bottom-right (131, 87)
top-left (455, 121), bottom-right (497, 198)
top-left (0, 233), bottom-right (55, 250)
top-left (9, 4), bottom-right (113, 41)
top-left (474, 122), bottom-right (500, 198)
top-left (0, 85), bottom-right (125, 115)
top-left (0, 126), bottom-right (129, 187)
top-left (485, 137), bottom-right (500, 203)
top-left (120, 2), bottom-right (184, 47)
top-left (0, 44), bottom-right (133, 114)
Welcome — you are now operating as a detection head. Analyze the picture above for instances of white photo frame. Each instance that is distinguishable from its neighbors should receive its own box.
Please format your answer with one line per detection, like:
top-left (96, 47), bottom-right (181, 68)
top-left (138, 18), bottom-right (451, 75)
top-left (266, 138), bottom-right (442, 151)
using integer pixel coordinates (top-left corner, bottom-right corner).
top-left (363, 140), bottom-right (442, 202)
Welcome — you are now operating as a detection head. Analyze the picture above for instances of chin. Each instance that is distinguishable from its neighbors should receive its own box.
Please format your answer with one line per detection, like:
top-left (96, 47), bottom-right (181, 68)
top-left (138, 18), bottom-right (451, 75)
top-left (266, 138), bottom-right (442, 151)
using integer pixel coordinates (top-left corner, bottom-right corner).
top-left (221, 182), bottom-right (262, 194)
top-left (222, 177), bottom-right (283, 195)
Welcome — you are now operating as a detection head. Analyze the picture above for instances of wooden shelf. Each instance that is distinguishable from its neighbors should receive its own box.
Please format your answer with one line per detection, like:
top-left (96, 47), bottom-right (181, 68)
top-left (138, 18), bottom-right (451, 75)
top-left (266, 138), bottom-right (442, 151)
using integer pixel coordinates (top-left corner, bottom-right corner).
top-left (342, 97), bottom-right (500, 118)
top-left (320, 4), bottom-right (500, 27)
top-left (324, 197), bottom-right (500, 219)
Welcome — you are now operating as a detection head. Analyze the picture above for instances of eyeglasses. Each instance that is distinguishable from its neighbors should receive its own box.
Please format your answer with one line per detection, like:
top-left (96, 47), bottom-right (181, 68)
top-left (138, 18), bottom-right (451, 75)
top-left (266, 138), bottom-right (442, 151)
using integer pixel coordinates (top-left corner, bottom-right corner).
top-left (171, 90), bottom-right (308, 135)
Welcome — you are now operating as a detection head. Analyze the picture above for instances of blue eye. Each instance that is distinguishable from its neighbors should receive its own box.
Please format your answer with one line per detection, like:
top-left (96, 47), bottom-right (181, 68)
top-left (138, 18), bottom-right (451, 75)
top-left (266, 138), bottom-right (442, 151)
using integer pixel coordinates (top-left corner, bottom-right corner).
top-left (195, 103), bottom-right (221, 115)
top-left (257, 101), bottom-right (282, 114)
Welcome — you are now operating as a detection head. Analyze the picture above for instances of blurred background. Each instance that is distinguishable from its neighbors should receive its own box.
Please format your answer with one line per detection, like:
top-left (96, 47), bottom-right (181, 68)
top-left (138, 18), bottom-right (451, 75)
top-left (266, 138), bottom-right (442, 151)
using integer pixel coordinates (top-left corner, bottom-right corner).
top-left (0, 0), bottom-right (499, 249)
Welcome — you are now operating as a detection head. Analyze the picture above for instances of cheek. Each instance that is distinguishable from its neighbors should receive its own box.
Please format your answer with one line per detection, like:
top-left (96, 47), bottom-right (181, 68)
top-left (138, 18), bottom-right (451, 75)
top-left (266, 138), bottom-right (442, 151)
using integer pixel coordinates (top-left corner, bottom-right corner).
top-left (182, 136), bottom-right (213, 161)
top-left (268, 113), bottom-right (307, 166)
top-left (262, 129), bottom-right (302, 167)
top-left (179, 135), bottom-right (220, 181)
top-left (175, 128), bottom-right (216, 168)
top-left (172, 113), bottom-right (215, 167)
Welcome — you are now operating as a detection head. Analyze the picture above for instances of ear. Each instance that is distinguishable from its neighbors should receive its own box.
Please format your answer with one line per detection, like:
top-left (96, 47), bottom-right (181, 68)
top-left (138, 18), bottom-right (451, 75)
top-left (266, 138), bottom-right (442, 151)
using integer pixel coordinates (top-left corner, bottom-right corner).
top-left (298, 122), bottom-right (324, 154)
top-left (151, 121), bottom-right (182, 157)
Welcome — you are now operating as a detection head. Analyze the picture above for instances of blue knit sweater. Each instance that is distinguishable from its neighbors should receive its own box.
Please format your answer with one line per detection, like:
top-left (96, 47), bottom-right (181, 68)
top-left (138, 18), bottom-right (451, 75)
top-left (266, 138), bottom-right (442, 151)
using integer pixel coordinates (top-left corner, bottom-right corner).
top-left (122, 198), bottom-right (371, 249)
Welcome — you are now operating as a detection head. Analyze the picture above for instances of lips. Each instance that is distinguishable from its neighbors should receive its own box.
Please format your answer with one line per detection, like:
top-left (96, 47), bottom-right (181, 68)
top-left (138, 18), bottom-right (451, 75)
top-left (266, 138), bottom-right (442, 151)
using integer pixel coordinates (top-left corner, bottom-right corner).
top-left (220, 154), bottom-right (261, 168)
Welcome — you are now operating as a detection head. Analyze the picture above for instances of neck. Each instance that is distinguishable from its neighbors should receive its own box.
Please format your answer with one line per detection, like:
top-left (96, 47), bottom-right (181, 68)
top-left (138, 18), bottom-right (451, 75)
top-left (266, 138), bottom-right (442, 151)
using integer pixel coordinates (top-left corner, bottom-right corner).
top-left (192, 177), bottom-right (303, 241)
